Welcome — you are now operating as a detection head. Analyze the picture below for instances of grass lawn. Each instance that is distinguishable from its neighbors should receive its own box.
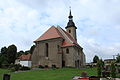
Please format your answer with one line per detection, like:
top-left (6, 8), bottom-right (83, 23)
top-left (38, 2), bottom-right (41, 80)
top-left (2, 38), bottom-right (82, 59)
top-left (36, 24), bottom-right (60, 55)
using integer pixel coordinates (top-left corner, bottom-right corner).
top-left (0, 67), bottom-right (97, 80)
top-left (0, 69), bottom-right (11, 79)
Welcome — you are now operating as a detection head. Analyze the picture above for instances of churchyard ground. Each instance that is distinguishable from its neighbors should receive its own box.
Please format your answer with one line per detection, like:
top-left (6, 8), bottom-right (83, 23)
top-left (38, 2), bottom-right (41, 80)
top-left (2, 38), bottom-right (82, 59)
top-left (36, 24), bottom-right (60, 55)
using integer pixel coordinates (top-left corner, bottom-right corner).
top-left (0, 67), bottom-right (97, 80)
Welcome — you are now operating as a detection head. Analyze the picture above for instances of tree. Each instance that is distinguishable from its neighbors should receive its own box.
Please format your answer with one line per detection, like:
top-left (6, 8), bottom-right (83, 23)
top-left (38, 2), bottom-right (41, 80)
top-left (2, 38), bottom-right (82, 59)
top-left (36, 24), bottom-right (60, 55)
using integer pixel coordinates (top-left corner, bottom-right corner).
top-left (0, 46), bottom-right (7, 54)
top-left (111, 62), bottom-right (116, 78)
top-left (116, 55), bottom-right (120, 63)
top-left (17, 50), bottom-right (24, 58)
top-left (30, 45), bottom-right (36, 54)
top-left (25, 50), bottom-right (30, 55)
top-left (7, 44), bottom-right (17, 64)
top-left (93, 55), bottom-right (99, 63)
top-left (0, 46), bottom-right (8, 67)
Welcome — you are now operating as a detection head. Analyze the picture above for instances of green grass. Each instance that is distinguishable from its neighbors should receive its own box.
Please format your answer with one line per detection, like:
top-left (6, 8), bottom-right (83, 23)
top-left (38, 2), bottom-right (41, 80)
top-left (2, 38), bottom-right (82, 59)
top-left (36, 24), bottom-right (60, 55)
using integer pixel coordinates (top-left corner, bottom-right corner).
top-left (0, 69), bottom-right (11, 79)
top-left (0, 67), bottom-right (97, 80)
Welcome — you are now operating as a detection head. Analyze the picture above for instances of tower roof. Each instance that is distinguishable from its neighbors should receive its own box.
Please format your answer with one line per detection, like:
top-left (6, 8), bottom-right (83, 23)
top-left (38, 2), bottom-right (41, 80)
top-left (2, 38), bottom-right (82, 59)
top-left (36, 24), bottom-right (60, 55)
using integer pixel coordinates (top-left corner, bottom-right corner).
top-left (66, 9), bottom-right (77, 29)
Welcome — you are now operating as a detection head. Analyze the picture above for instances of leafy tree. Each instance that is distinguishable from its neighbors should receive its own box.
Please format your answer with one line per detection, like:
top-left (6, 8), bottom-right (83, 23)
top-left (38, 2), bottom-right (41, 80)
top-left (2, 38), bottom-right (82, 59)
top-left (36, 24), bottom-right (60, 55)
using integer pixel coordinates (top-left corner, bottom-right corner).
top-left (0, 46), bottom-right (8, 67)
top-left (116, 55), bottom-right (120, 63)
top-left (30, 45), bottom-right (36, 54)
top-left (24, 50), bottom-right (30, 55)
top-left (0, 46), bottom-right (7, 54)
top-left (7, 44), bottom-right (17, 64)
top-left (17, 50), bottom-right (24, 58)
top-left (111, 62), bottom-right (116, 78)
top-left (0, 54), bottom-right (8, 67)
top-left (93, 55), bottom-right (99, 63)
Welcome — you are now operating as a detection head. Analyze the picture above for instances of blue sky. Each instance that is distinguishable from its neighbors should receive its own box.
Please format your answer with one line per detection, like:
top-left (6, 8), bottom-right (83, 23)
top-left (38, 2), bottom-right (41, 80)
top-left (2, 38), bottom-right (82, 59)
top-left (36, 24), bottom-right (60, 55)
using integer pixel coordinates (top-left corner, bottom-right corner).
top-left (0, 0), bottom-right (120, 62)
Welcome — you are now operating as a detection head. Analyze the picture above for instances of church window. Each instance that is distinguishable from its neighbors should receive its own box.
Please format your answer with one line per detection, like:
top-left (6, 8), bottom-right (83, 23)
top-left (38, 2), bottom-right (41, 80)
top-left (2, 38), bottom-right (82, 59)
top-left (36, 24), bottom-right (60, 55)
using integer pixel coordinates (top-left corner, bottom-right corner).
top-left (57, 45), bottom-right (60, 51)
top-left (78, 50), bottom-right (80, 55)
top-left (66, 48), bottom-right (69, 54)
top-left (69, 30), bottom-right (71, 33)
top-left (45, 43), bottom-right (48, 57)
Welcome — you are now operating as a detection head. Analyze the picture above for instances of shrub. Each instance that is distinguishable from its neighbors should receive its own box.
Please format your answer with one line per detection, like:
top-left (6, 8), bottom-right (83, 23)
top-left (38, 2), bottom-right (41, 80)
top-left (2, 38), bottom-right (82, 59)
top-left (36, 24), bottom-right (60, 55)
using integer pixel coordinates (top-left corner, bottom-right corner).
top-left (20, 66), bottom-right (30, 70)
top-left (44, 65), bottom-right (48, 68)
top-left (11, 67), bottom-right (15, 72)
top-left (39, 65), bottom-right (44, 69)
top-left (51, 65), bottom-right (56, 69)
top-left (97, 60), bottom-right (102, 77)
top-left (111, 62), bottom-right (116, 78)
top-left (14, 64), bottom-right (21, 71)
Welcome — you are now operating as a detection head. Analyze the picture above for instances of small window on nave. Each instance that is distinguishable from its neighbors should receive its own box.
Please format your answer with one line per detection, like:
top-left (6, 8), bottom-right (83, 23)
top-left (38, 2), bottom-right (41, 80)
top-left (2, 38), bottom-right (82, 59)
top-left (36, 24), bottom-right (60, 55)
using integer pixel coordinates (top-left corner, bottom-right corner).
top-left (57, 45), bottom-right (60, 51)
top-left (66, 48), bottom-right (69, 54)
top-left (45, 43), bottom-right (48, 57)
top-left (69, 30), bottom-right (71, 33)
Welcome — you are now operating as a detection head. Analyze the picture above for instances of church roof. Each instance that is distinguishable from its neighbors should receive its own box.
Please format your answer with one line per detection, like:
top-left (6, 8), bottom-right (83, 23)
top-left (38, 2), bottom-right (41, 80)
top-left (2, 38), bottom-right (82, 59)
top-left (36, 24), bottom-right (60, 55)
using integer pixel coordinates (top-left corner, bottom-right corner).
top-left (35, 26), bottom-right (64, 41)
top-left (34, 26), bottom-right (80, 47)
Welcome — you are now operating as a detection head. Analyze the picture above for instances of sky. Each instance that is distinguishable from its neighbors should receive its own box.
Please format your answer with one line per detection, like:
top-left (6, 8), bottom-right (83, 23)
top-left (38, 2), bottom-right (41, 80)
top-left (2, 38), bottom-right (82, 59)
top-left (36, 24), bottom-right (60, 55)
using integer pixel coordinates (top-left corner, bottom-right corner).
top-left (0, 0), bottom-right (120, 62)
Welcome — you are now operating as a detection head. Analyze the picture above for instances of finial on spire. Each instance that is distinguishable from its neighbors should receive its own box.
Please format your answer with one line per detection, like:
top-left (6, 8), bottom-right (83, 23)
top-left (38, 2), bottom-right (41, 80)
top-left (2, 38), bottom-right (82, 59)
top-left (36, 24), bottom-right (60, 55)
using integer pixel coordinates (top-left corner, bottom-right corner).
top-left (68, 6), bottom-right (73, 19)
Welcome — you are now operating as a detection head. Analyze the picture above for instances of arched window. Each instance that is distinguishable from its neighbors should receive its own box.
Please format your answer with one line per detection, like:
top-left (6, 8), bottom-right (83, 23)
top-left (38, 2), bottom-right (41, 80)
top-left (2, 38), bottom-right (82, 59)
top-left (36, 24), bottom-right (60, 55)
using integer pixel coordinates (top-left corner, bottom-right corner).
top-left (45, 43), bottom-right (48, 57)
top-left (69, 30), bottom-right (71, 33)
top-left (57, 45), bottom-right (60, 51)
top-left (66, 48), bottom-right (69, 54)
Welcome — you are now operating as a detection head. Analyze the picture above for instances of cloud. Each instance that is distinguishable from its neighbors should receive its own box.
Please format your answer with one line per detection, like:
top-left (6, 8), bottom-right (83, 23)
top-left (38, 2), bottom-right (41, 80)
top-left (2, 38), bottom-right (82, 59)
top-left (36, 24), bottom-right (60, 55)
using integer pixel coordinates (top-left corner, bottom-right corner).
top-left (78, 36), bottom-right (120, 62)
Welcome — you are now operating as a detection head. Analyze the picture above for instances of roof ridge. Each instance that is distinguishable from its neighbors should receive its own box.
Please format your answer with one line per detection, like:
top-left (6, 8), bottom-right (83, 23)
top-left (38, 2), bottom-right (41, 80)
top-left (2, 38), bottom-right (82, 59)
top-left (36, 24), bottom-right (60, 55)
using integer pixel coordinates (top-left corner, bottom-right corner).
top-left (54, 27), bottom-right (64, 39)
top-left (57, 26), bottom-right (73, 43)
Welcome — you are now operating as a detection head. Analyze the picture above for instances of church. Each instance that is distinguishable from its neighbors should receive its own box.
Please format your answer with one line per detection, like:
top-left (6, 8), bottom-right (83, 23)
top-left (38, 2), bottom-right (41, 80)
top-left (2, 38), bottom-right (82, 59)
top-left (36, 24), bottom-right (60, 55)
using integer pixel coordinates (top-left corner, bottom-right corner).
top-left (32, 10), bottom-right (86, 68)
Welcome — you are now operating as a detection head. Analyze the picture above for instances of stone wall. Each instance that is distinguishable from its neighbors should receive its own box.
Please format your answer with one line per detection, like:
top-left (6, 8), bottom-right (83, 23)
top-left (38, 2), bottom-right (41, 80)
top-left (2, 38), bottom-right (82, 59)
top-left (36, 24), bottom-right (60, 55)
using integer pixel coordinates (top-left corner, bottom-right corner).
top-left (32, 38), bottom-right (63, 68)
top-left (32, 38), bottom-right (85, 68)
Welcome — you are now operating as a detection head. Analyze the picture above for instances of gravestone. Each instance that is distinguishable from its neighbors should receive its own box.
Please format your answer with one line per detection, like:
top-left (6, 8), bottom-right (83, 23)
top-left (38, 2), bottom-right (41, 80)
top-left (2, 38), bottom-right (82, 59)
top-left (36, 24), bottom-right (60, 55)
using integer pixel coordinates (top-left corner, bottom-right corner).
top-left (3, 74), bottom-right (10, 80)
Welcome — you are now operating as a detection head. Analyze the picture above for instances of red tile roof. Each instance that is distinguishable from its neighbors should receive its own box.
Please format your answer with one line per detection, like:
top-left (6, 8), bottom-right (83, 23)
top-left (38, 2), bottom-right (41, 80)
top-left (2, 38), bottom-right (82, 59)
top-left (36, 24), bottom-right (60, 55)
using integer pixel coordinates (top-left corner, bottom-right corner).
top-left (35, 26), bottom-right (64, 41)
top-left (34, 26), bottom-right (81, 47)
top-left (19, 54), bottom-right (31, 61)
top-left (58, 27), bottom-right (80, 47)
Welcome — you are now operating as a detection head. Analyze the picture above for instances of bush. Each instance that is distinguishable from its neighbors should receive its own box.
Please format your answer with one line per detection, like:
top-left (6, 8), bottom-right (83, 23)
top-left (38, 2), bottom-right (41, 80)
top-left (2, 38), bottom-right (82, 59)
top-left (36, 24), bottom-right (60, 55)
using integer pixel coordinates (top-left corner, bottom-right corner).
top-left (111, 62), bottom-right (116, 78)
top-left (11, 67), bottom-right (15, 72)
top-left (102, 71), bottom-right (110, 77)
top-left (51, 65), bottom-right (56, 69)
top-left (39, 65), bottom-right (44, 69)
top-left (14, 64), bottom-right (21, 71)
top-left (97, 60), bottom-right (102, 77)
top-left (9, 64), bottom-right (22, 72)
top-left (44, 65), bottom-right (48, 68)
top-left (20, 66), bottom-right (30, 70)
top-left (2, 64), bottom-right (10, 69)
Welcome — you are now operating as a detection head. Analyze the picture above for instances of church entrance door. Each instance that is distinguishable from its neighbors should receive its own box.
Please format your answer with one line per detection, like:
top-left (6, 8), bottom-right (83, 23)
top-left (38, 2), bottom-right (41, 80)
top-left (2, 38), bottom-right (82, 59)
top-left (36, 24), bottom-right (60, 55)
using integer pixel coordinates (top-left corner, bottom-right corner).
top-left (62, 60), bottom-right (65, 67)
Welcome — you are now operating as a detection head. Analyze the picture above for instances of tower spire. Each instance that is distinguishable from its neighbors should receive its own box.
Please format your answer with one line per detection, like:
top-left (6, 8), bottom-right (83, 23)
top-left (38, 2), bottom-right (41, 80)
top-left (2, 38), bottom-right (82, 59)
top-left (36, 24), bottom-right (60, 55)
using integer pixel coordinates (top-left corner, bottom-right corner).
top-left (65, 7), bottom-right (77, 41)
top-left (68, 7), bottom-right (73, 20)
top-left (66, 7), bottom-right (77, 29)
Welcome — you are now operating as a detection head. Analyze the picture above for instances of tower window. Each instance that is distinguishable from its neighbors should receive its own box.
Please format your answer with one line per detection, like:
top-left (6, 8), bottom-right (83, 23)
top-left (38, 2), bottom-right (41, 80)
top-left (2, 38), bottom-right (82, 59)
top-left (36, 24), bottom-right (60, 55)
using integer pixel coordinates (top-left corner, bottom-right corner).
top-left (69, 30), bottom-right (71, 33)
top-left (45, 43), bottom-right (48, 57)
top-left (66, 48), bottom-right (69, 54)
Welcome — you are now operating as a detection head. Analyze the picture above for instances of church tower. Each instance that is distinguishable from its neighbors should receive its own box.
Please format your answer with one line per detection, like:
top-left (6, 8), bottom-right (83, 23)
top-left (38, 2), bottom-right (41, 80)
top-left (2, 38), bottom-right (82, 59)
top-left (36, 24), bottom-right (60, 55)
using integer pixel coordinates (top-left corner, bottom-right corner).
top-left (65, 9), bottom-right (77, 41)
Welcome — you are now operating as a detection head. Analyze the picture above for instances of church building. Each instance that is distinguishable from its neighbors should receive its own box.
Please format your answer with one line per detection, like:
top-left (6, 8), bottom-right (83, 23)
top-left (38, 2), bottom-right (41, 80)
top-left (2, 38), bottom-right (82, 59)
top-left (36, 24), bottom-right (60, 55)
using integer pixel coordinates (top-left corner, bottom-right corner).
top-left (32, 10), bottom-right (86, 68)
